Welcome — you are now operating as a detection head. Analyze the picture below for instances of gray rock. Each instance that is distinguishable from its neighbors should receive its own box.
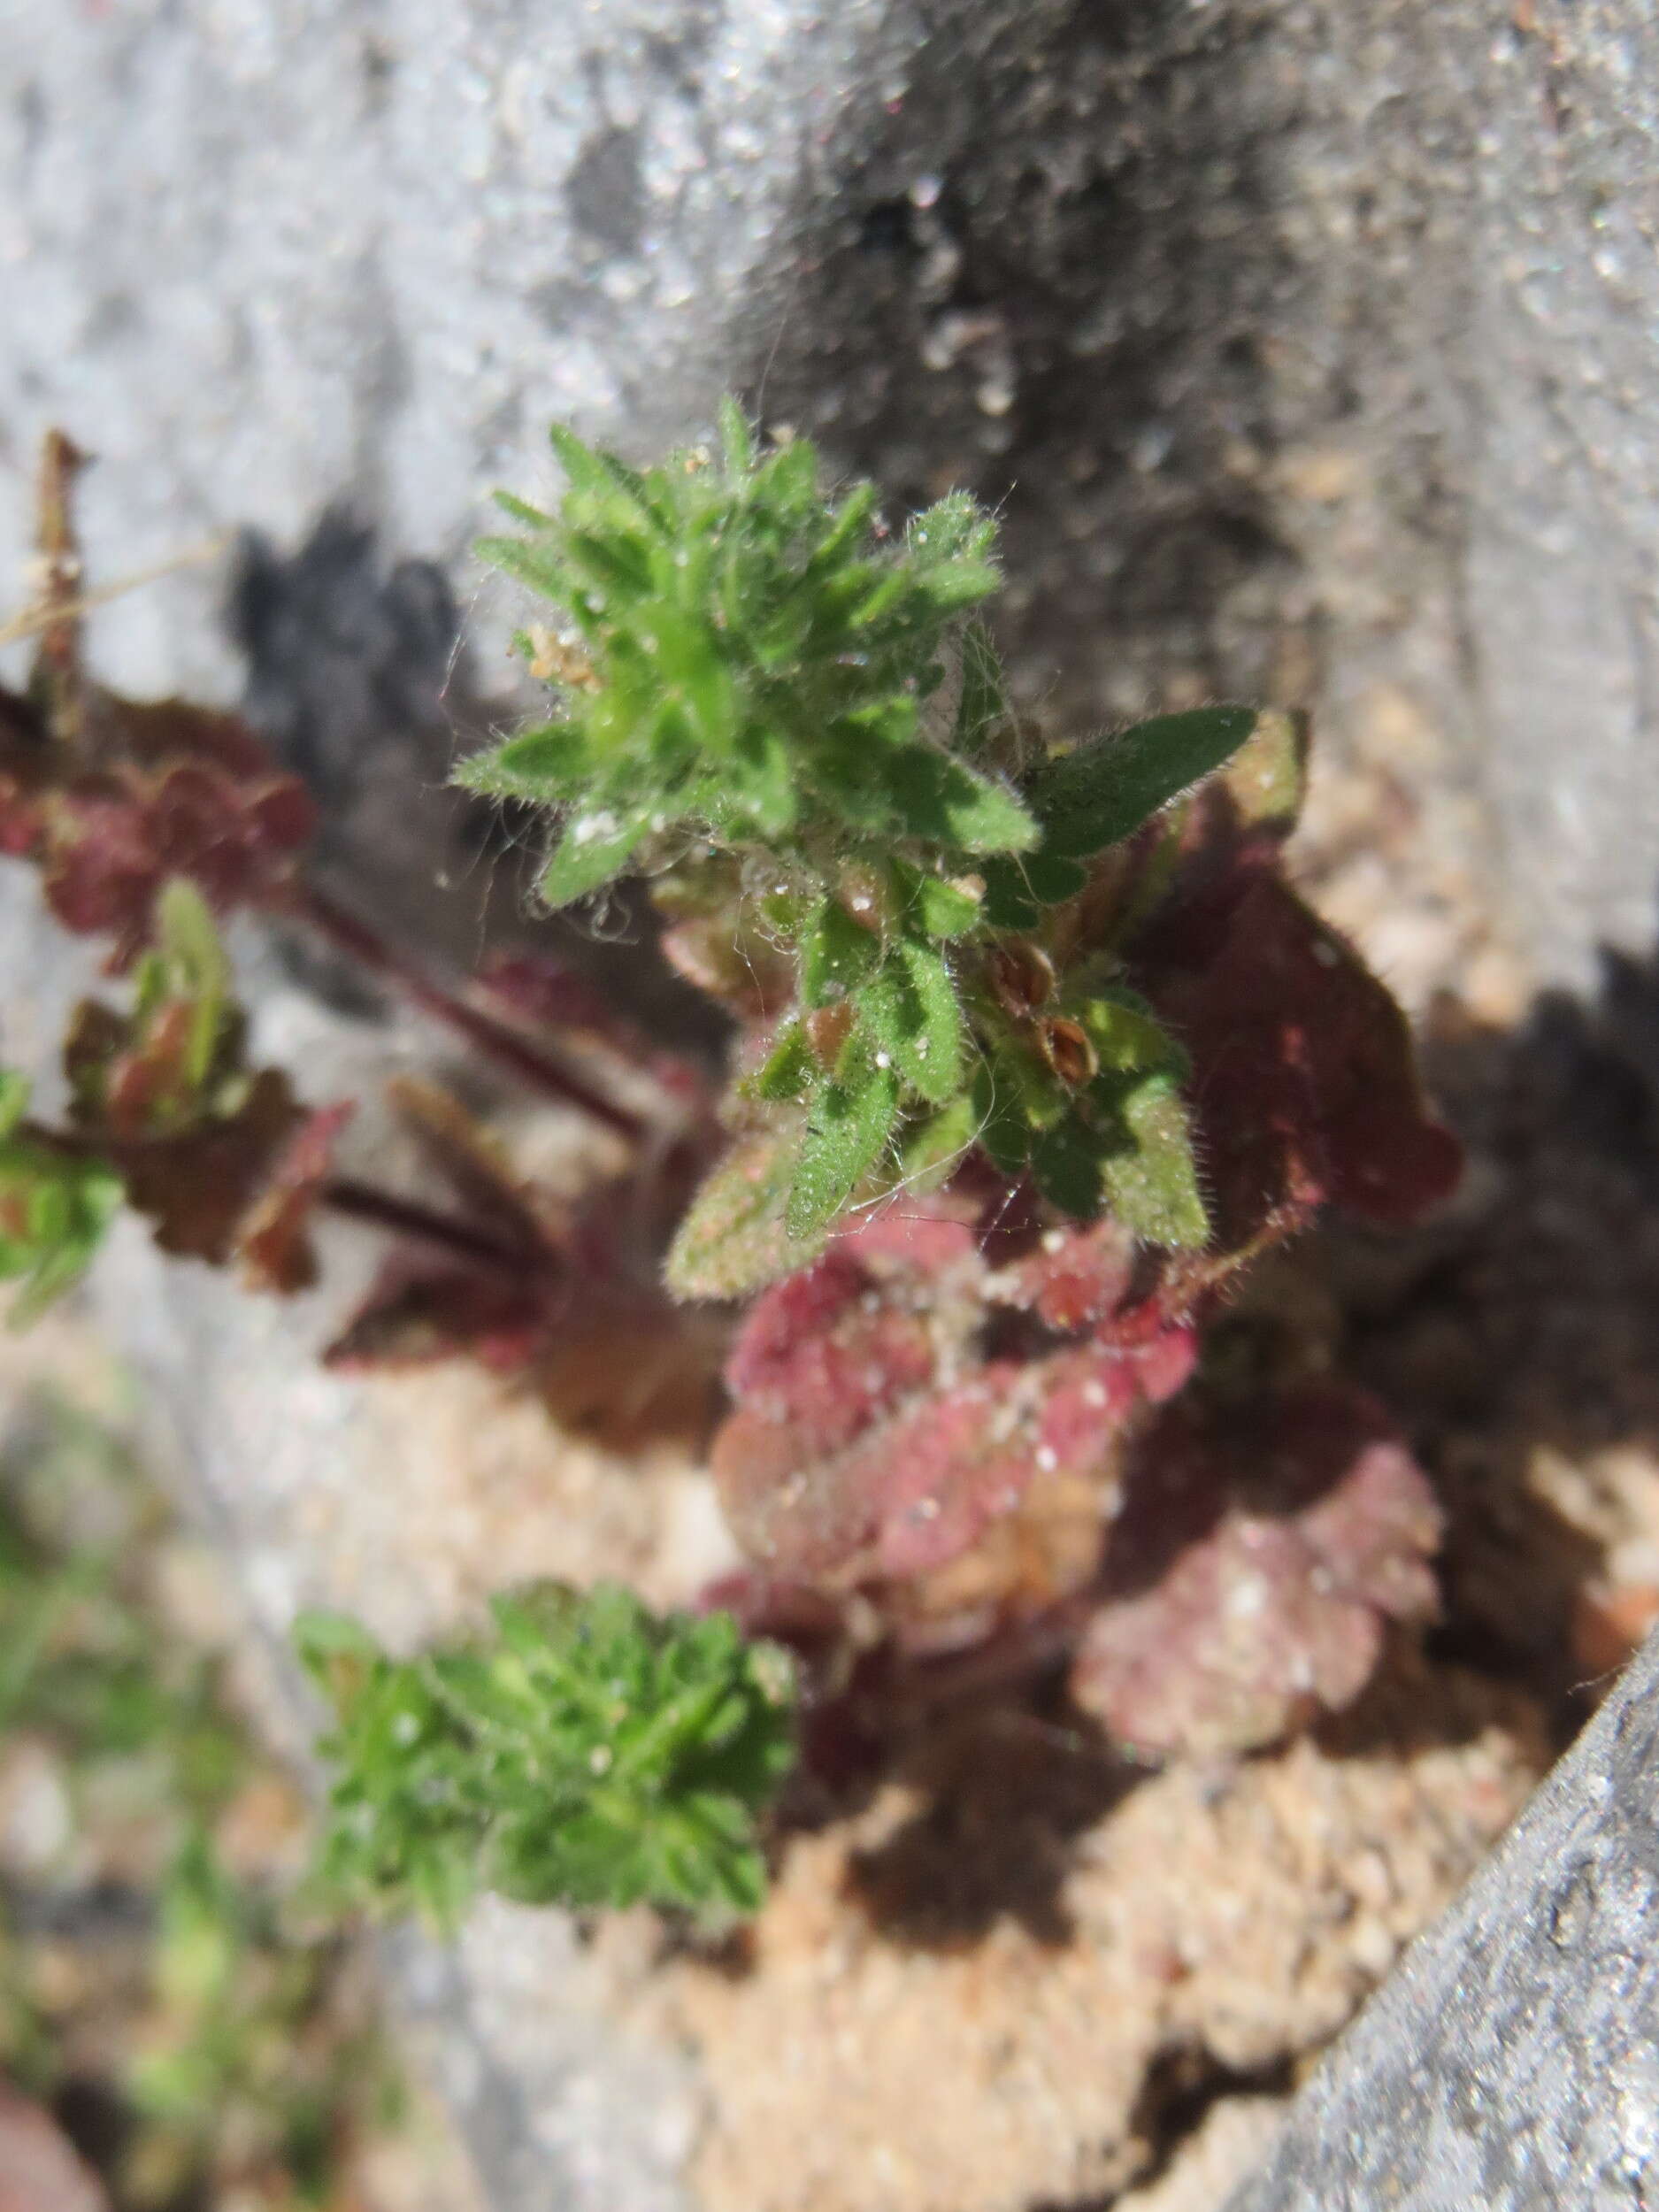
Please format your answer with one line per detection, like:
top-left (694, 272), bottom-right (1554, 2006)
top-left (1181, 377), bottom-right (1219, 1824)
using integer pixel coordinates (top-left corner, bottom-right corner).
top-left (4, 0), bottom-right (1658, 981)
top-left (1224, 1615), bottom-right (1659, 2212)
top-left (0, 0), bottom-right (941, 697)
top-left (751, 0), bottom-right (1659, 990)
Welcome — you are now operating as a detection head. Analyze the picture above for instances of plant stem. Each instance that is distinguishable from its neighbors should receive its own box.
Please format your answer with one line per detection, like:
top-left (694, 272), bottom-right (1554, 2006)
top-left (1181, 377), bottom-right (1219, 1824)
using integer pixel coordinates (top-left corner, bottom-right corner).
top-left (0, 538), bottom-right (230, 652)
top-left (292, 887), bottom-right (646, 1142)
top-left (30, 429), bottom-right (88, 744)
top-left (320, 1177), bottom-right (547, 1279)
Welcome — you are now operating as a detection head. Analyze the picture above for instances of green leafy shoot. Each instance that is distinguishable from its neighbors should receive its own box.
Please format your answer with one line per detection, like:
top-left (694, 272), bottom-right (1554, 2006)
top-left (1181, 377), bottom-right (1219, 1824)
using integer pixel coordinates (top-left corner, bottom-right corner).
top-left (61, 877), bottom-right (247, 1145)
top-left (0, 1072), bottom-right (123, 1325)
top-left (465, 405), bottom-right (1270, 1284)
top-left (0, 1401), bottom-right (246, 1801)
top-left (964, 981), bottom-right (1208, 1243)
top-left (296, 1582), bottom-right (797, 1928)
top-left (460, 409), bottom-right (1032, 895)
top-left (128, 1823), bottom-right (393, 2192)
top-left (129, 877), bottom-right (236, 1110)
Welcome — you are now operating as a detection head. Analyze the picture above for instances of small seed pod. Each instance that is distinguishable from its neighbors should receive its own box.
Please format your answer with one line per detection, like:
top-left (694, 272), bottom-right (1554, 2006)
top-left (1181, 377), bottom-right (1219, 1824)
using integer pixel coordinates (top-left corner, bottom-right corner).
top-left (987, 940), bottom-right (1056, 1020)
top-left (524, 623), bottom-right (602, 692)
top-left (837, 862), bottom-right (887, 930)
top-left (1037, 1016), bottom-right (1099, 1088)
top-left (805, 1002), bottom-right (855, 1070)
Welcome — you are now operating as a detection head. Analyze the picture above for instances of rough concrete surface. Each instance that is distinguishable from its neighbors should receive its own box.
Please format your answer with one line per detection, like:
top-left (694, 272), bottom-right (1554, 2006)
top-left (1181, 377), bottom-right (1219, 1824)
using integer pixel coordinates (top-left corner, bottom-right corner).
top-left (0, 0), bottom-right (956, 696)
top-left (4, 0), bottom-right (1659, 982)
top-left (751, 0), bottom-right (1659, 990)
top-left (1225, 1616), bottom-right (1659, 2212)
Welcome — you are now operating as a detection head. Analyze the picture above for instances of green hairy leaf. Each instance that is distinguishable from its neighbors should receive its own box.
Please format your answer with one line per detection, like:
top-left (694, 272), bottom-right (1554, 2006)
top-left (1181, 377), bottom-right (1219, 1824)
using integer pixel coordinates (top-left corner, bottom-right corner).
top-left (1101, 1069), bottom-right (1209, 1248)
top-left (787, 1046), bottom-right (902, 1240)
top-left (749, 1023), bottom-right (818, 1104)
top-left (901, 866), bottom-right (984, 940)
top-left (452, 721), bottom-right (587, 801)
top-left (666, 1127), bottom-right (816, 1301)
top-left (970, 1057), bottom-right (1034, 1177)
top-left (132, 879), bottom-right (234, 1099)
top-left (800, 898), bottom-right (880, 1007)
top-left (297, 1582), bottom-right (796, 1926)
top-left (1076, 988), bottom-right (1189, 1079)
top-left (897, 1093), bottom-right (981, 1191)
top-left (951, 618), bottom-right (1013, 762)
top-left (1034, 705), bottom-right (1259, 859)
top-left (979, 850), bottom-right (1090, 931)
top-left (1029, 1118), bottom-right (1105, 1217)
top-left (538, 806), bottom-right (649, 905)
top-left (881, 745), bottom-right (1038, 855)
top-left (959, 987), bottom-right (1209, 1239)
top-left (856, 938), bottom-right (964, 1105)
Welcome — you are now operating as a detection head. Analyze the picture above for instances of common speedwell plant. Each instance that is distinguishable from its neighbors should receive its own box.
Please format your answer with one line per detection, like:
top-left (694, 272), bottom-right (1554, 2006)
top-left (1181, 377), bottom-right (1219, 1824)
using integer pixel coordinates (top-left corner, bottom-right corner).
top-left (461, 403), bottom-right (1245, 1262)
top-left (0, 414), bottom-right (1463, 1925)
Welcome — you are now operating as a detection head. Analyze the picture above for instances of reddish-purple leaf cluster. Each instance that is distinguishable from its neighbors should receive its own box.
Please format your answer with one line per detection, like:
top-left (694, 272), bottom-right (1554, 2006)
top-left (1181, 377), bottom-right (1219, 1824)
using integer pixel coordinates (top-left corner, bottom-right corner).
top-left (696, 712), bottom-right (1460, 1740)
top-left (0, 689), bottom-right (316, 971)
top-left (238, 1102), bottom-right (358, 1293)
top-left (63, 986), bottom-right (349, 1288)
top-left (1141, 869), bottom-right (1463, 1251)
top-left (712, 1195), bottom-right (1200, 1650)
top-left (1071, 1383), bottom-right (1443, 1757)
top-left (1, 499), bottom-right (716, 1418)
top-left (325, 1255), bottom-right (546, 1375)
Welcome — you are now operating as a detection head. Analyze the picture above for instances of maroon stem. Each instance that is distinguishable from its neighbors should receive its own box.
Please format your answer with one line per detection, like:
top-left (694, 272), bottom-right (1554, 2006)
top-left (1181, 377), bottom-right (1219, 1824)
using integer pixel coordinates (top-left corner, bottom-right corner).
top-left (291, 886), bottom-right (645, 1141)
top-left (321, 1176), bottom-right (549, 1279)
top-left (35, 1101), bottom-right (544, 1284)
top-left (27, 1115), bottom-right (537, 1281)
